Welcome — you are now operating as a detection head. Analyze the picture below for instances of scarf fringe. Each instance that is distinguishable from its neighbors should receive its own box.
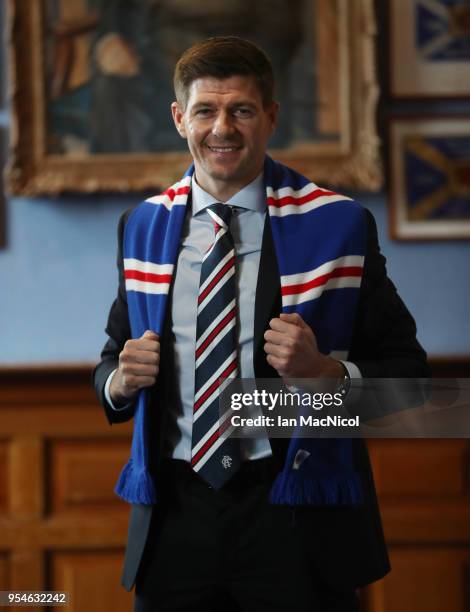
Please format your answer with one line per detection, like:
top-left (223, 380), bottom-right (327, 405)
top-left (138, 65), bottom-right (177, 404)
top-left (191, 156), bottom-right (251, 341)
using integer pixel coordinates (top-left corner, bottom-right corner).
top-left (114, 459), bottom-right (157, 505)
top-left (269, 468), bottom-right (363, 506)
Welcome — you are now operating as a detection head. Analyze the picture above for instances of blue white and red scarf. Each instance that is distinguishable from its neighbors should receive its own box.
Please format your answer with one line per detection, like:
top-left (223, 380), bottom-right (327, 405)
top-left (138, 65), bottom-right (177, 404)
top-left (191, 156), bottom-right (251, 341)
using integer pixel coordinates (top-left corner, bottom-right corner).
top-left (116, 155), bottom-right (366, 506)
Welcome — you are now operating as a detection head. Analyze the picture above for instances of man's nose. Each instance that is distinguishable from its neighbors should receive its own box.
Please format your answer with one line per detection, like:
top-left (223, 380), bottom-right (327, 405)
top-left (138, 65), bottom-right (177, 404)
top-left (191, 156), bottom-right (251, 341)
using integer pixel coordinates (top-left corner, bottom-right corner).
top-left (212, 111), bottom-right (235, 138)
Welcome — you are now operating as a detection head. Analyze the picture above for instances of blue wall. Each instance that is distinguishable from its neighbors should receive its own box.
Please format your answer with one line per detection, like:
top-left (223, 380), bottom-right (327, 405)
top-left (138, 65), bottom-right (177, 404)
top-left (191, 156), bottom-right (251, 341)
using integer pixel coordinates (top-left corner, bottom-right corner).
top-left (1, 189), bottom-right (469, 365)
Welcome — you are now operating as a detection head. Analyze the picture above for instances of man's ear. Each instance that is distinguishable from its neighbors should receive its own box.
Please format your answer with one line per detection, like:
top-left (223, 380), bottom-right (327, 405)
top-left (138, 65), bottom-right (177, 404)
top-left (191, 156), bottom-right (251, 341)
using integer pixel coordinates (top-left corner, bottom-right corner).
top-left (171, 101), bottom-right (187, 138)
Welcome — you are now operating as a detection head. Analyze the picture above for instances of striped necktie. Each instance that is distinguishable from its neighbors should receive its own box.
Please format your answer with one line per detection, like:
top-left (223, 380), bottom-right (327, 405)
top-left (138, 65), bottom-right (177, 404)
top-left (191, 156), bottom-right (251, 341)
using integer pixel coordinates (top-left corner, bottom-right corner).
top-left (191, 203), bottom-right (241, 489)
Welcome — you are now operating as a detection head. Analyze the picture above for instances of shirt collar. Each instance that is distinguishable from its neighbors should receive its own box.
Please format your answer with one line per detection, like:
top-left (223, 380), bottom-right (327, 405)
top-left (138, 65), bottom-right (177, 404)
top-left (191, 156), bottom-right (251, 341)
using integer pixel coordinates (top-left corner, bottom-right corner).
top-left (191, 172), bottom-right (266, 217)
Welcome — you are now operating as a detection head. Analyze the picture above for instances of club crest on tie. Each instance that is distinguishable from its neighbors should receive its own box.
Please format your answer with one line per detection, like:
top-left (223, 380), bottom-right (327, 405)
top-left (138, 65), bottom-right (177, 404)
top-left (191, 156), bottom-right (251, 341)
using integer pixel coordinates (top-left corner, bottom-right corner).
top-left (221, 455), bottom-right (233, 469)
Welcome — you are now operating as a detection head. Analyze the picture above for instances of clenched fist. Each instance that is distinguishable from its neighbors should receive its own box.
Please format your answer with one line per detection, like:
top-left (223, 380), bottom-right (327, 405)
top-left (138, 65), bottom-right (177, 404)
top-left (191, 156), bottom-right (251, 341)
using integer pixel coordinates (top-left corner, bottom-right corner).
top-left (109, 330), bottom-right (160, 406)
top-left (264, 313), bottom-right (343, 380)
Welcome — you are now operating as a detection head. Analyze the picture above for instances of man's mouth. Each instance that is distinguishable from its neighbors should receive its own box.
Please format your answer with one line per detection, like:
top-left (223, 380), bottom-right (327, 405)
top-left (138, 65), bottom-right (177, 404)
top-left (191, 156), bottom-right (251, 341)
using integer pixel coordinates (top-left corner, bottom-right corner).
top-left (206, 145), bottom-right (242, 153)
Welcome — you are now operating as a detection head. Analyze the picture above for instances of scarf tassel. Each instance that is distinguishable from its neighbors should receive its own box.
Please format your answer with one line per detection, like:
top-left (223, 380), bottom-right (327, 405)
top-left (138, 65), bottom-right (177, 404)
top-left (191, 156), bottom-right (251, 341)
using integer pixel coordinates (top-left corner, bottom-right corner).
top-left (115, 459), bottom-right (157, 505)
top-left (269, 467), bottom-right (363, 506)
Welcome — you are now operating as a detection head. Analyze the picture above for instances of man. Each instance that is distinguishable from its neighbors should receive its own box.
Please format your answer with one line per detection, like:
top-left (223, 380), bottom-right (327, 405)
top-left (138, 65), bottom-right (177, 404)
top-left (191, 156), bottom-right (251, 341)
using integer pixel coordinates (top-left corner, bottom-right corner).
top-left (94, 37), bottom-right (428, 611)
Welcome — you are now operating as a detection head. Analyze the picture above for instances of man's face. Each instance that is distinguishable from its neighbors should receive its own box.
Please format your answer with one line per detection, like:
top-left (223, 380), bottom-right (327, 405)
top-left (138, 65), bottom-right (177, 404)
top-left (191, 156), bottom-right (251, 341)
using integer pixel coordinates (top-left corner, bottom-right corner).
top-left (171, 75), bottom-right (278, 199)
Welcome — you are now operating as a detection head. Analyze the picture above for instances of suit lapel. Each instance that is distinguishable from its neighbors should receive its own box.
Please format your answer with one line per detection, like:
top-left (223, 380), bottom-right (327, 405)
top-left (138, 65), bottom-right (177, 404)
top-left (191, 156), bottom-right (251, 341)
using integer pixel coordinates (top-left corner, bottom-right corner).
top-left (253, 212), bottom-right (288, 464)
top-left (253, 212), bottom-right (282, 376)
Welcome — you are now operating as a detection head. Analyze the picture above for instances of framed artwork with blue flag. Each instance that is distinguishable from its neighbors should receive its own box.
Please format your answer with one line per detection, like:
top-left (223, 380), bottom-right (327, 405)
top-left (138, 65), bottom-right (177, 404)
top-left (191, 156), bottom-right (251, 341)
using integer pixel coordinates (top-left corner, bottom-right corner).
top-left (389, 0), bottom-right (470, 97)
top-left (389, 116), bottom-right (470, 239)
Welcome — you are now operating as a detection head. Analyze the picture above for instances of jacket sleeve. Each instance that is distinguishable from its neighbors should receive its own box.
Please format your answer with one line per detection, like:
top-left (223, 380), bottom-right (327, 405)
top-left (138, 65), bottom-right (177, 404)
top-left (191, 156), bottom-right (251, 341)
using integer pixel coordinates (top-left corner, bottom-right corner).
top-left (348, 209), bottom-right (430, 378)
top-left (93, 209), bottom-right (136, 424)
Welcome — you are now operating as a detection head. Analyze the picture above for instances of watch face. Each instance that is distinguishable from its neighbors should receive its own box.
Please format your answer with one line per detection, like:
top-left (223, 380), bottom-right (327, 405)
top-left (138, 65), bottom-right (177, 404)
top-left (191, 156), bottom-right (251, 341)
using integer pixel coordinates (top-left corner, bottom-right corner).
top-left (337, 370), bottom-right (351, 396)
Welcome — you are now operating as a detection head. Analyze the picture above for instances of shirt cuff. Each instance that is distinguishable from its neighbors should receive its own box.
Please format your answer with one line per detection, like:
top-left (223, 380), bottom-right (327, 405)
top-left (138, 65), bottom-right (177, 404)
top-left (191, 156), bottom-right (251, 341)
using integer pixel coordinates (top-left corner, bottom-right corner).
top-left (285, 361), bottom-right (361, 394)
top-left (104, 369), bottom-right (133, 411)
top-left (339, 360), bottom-right (362, 379)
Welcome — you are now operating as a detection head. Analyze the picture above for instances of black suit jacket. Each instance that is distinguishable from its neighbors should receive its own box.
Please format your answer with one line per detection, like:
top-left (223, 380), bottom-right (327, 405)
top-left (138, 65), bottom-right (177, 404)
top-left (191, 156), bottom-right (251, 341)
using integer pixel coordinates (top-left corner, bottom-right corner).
top-left (94, 206), bottom-right (429, 591)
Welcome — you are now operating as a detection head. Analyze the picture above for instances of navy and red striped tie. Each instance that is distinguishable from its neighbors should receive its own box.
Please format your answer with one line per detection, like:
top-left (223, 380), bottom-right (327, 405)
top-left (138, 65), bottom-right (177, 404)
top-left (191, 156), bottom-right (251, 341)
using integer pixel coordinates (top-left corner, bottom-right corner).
top-left (191, 204), bottom-right (240, 489)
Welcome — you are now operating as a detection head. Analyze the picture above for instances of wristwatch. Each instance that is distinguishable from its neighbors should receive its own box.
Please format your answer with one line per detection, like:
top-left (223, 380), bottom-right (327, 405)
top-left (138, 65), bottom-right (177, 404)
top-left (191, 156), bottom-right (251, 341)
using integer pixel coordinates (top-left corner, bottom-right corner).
top-left (336, 361), bottom-right (351, 398)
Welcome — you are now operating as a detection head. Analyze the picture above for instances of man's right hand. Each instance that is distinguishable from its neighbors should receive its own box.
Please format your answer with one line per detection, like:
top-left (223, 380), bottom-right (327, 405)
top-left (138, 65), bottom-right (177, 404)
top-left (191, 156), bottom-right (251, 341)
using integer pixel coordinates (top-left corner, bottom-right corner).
top-left (109, 330), bottom-right (160, 406)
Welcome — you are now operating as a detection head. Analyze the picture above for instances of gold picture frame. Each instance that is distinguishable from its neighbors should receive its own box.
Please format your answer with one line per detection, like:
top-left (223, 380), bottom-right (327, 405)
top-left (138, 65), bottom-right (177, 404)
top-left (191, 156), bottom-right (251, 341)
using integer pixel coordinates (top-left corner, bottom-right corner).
top-left (6, 0), bottom-right (382, 195)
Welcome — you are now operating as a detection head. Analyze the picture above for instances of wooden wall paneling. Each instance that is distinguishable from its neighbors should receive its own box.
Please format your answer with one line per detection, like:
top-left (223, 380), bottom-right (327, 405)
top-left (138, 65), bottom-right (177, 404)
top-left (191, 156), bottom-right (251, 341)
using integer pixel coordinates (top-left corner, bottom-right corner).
top-left (5, 436), bottom-right (45, 604)
top-left (366, 547), bottom-right (470, 612)
top-left (0, 552), bottom-right (9, 589)
top-left (369, 439), bottom-right (469, 497)
top-left (0, 441), bottom-right (10, 593)
top-left (0, 440), bottom-right (8, 514)
top-left (49, 440), bottom-right (132, 513)
top-left (361, 579), bottom-right (385, 612)
top-left (1, 364), bottom-right (470, 612)
top-left (9, 436), bottom-right (44, 518)
top-left (0, 366), bottom-right (133, 612)
top-left (0, 366), bottom-right (100, 409)
top-left (363, 438), bottom-right (470, 612)
top-left (51, 551), bottom-right (133, 612)
top-left (1, 512), bottom-right (130, 550)
top-left (381, 499), bottom-right (470, 544)
top-left (428, 357), bottom-right (470, 378)
top-left (9, 549), bottom-right (44, 594)
top-left (367, 439), bottom-right (470, 544)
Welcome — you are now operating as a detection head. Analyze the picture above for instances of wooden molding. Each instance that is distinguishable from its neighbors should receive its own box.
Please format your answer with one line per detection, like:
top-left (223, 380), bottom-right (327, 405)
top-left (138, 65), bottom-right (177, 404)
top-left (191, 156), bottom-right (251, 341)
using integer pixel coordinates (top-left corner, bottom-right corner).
top-left (428, 356), bottom-right (470, 378)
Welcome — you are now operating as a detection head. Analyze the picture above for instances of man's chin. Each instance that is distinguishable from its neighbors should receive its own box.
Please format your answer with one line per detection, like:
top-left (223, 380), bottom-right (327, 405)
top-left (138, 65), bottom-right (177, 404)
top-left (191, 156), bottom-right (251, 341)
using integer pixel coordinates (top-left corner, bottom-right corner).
top-left (204, 164), bottom-right (244, 183)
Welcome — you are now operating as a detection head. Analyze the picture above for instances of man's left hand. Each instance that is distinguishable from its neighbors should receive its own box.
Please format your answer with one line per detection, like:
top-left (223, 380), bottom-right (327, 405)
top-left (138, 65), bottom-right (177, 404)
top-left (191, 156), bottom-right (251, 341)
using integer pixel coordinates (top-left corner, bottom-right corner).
top-left (264, 313), bottom-right (343, 379)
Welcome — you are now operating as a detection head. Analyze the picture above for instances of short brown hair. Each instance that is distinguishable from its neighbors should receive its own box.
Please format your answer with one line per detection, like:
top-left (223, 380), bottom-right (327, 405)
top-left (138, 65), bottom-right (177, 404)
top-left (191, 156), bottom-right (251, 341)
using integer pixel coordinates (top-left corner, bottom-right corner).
top-left (173, 36), bottom-right (274, 109)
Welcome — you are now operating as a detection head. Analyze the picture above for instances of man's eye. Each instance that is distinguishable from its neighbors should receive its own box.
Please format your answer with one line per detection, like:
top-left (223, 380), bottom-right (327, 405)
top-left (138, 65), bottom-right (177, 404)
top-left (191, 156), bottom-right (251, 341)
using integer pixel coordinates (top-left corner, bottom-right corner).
top-left (235, 108), bottom-right (253, 117)
top-left (195, 108), bottom-right (212, 117)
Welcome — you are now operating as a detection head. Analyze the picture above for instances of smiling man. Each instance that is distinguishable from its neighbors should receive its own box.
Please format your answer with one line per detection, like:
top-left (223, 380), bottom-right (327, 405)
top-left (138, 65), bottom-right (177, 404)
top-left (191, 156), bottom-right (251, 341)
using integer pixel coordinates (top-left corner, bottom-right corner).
top-left (94, 37), bottom-right (428, 612)
top-left (171, 74), bottom-right (278, 201)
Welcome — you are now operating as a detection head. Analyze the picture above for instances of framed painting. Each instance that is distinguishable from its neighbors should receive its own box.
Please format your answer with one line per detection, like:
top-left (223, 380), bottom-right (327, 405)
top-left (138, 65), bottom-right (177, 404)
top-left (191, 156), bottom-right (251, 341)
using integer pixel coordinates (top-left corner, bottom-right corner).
top-left (389, 0), bottom-right (470, 98)
top-left (6, 0), bottom-right (381, 195)
top-left (389, 116), bottom-right (470, 240)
